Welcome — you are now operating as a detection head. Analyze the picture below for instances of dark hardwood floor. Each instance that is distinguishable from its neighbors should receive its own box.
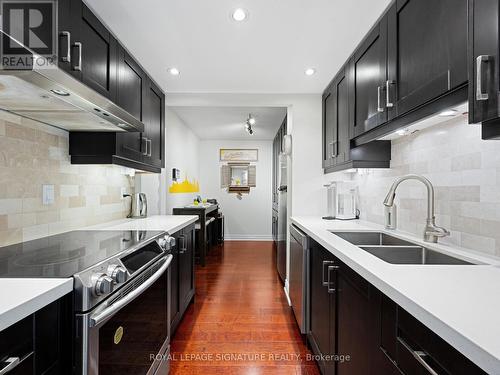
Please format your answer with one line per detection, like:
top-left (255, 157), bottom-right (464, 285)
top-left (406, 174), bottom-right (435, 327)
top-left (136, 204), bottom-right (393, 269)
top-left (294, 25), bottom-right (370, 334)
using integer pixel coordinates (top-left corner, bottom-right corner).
top-left (170, 241), bottom-right (320, 375)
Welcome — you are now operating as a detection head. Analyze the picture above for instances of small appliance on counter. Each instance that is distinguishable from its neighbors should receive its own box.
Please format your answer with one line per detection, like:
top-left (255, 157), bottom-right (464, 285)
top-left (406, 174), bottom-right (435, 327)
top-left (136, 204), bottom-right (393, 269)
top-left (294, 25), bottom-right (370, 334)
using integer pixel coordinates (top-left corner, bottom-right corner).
top-left (323, 181), bottom-right (359, 220)
top-left (124, 193), bottom-right (148, 218)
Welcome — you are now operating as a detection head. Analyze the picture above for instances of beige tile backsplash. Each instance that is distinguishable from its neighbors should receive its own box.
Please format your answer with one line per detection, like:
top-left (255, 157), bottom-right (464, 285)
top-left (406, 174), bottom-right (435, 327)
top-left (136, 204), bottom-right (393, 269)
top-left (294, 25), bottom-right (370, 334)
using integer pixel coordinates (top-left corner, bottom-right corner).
top-left (0, 110), bottom-right (133, 247)
top-left (331, 114), bottom-right (500, 257)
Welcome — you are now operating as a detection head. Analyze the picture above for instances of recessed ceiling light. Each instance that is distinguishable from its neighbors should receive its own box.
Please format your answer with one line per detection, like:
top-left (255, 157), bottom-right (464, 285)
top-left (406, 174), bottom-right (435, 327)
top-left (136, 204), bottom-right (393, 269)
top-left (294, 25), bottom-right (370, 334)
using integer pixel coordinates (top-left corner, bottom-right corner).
top-left (232, 8), bottom-right (247, 21)
top-left (168, 67), bottom-right (180, 76)
top-left (439, 109), bottom-right (458, 117)
top-left (305, 68), bottom-right (316, 76)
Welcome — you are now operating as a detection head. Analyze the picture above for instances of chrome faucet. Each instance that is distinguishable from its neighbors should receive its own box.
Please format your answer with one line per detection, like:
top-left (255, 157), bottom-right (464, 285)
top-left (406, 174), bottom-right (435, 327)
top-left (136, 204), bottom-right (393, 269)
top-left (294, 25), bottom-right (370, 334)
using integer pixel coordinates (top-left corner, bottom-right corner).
top-left (383, 174), bottom-right (450, 243)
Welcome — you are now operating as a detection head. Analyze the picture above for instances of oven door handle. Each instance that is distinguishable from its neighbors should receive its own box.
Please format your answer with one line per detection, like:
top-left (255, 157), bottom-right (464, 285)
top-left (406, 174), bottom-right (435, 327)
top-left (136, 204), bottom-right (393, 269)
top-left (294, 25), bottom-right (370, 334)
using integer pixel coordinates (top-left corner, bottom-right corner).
top-left (89, 254), bottom-right (172, 327)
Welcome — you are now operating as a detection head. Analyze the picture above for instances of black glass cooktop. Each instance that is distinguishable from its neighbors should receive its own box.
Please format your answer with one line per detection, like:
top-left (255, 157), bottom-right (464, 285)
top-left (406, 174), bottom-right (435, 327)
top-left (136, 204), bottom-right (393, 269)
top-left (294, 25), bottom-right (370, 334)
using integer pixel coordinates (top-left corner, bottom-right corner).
top-left (0, 230), bottom-right (163, 278)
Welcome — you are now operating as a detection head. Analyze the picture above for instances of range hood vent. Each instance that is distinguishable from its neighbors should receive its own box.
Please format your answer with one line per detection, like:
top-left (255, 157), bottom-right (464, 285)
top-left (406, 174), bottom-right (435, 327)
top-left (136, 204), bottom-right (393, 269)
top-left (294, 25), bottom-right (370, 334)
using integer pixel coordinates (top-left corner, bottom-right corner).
top-left (0, 31), bottom-right (143, 133)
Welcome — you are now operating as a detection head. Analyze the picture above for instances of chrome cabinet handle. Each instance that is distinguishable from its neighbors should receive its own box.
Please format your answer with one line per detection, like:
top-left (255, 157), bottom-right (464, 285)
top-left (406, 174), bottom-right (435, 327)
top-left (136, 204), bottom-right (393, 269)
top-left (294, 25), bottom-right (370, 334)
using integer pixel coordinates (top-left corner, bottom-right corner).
top-left (377, 86), bottom-right (384, 112)
top-left (328, 141), bottom-right (338, 158)
top-left (178, 235), bottom-right (187, 254)
top-left (397, 337), bottom-right (439, 375)
top-left (73, 41), bottom-right (82, 71)
top-left (90, 255), bottom-right (172, 327)
top-left (147, 139), bottom-right (152, 157)
top-left (386, 80), bottom-right (395, 108)
top-left (476, 55), bottom-right (491, 101)
top-left (0, 357), bottom-right (21, 375)
top-left (142, 137), bottom-right (148, 155)
top-left (327, 265), bottom-right (339, 293)
top-left (322, 260), bottom-right (335, 286)
top-left (59, 31), bottom-right (71, 63)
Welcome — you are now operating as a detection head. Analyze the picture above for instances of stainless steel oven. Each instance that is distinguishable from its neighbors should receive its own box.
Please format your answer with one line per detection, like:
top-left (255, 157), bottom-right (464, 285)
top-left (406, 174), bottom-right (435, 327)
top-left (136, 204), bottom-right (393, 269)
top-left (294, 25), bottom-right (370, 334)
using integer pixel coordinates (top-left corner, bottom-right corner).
top-left (76, 246), bottom-right (173, 375)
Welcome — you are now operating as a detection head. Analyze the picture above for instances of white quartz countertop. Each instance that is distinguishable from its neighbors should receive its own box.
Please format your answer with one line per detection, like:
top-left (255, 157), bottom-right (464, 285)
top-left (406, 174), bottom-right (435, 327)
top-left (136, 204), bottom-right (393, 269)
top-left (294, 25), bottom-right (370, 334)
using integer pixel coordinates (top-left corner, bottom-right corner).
top-left (291, 216), bottom-right (500, 374)
top-left (84, 214), bottom-right (198, 233)
top-left (0, 278), bottom-right (73, 332)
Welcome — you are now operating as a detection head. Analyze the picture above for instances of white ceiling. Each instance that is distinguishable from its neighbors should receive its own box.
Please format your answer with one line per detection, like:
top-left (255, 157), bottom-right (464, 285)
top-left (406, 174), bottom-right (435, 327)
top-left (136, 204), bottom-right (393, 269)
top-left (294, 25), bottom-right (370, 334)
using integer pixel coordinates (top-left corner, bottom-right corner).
top-left (170, 106), bottom-right (286, 140)
top-left (84, 0), bottom-right (392, 94)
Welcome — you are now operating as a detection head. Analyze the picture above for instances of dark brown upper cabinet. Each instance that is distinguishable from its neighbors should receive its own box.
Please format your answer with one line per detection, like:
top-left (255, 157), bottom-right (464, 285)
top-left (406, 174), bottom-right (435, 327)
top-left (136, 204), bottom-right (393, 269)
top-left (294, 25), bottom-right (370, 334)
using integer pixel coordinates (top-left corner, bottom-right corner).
top-left (350, 15), bottom-right (388, 139)
top-left (322, 64), bottom-right (391, 174)
top-left (386, 0), bottom-right (467, 121)
top-left (468, 0), bottom-right (500, 140)
top-left (469, 0), bottom-right (499, 125)
top-left (115, 45), bottom-right (147, 162)
top-left (71, 2), bottom-right (118, 101)
top-left (57, 0), bottom-right (78, 76)
top-left (143, 79), bottom-right (166, 169)
top-left (323, 65), bottom-right (350, 169)
top-left (66, 1), bottom-right (166, 173)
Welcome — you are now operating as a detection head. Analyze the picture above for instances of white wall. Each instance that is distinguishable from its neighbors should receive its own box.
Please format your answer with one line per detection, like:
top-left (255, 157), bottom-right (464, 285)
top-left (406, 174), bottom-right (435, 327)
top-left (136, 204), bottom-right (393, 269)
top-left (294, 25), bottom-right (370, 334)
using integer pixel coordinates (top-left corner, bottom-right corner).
top-left (198, 140), bottom-right (273, 240)
top-left (136, 108), bottom-right (200, 215)
top-left (166, 93), bottom-right (323, 293)
top-left (166, 93), bottom-right (324, 217)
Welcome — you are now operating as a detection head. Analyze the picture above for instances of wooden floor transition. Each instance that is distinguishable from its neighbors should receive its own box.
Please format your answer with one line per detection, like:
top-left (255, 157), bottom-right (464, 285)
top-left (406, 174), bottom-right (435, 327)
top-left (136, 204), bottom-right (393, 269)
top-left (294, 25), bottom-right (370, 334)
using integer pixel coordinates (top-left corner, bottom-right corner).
top-left (170, 240), bottom-right (320, 375)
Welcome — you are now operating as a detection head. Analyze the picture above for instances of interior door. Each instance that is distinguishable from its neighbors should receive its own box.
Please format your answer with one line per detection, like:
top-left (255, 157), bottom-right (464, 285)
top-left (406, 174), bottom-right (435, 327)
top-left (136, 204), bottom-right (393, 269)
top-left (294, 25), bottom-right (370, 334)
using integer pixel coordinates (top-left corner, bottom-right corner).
top-left (350, 16), bottom-right (388, 138)
top-left (468, 0), bottom-right (500, 124)
top-left (387, 0), bottom-right (467, 121)
top-left (73, 3), bottom-right (117, 100)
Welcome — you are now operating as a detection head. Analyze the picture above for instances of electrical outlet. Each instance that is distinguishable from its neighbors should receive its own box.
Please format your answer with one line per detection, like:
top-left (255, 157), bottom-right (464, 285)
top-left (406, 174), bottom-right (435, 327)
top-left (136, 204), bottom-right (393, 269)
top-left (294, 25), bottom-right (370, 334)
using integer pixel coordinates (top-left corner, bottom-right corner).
top-left (42, 184), bottom-right (55, 205)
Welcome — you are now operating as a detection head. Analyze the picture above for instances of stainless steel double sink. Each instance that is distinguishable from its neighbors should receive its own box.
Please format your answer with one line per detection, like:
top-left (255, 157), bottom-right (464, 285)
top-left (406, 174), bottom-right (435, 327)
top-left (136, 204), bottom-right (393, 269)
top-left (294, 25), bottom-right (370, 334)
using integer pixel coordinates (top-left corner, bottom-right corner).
top-left (330, 231), bottom-right (475, 265)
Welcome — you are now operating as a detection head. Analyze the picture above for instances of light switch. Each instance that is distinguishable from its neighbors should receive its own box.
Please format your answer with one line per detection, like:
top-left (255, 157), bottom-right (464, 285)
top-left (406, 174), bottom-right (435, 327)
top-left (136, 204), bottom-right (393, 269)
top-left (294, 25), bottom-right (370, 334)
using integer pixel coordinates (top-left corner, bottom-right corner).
top-left (42, 184), bottom-right (55, 205)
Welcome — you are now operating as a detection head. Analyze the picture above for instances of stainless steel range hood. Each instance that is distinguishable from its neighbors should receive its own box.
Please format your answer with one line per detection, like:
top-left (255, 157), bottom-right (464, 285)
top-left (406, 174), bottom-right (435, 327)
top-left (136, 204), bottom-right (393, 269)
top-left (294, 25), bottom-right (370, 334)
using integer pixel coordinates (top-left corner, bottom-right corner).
top-left (0, 31), bottom-right (144, 133)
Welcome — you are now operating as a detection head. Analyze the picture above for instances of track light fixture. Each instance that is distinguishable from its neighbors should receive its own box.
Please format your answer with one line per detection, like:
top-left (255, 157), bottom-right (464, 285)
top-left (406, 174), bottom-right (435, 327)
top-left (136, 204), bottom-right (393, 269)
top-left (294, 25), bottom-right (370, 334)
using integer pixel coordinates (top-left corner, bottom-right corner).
top-left (245, 114), bottom-right (255, 135)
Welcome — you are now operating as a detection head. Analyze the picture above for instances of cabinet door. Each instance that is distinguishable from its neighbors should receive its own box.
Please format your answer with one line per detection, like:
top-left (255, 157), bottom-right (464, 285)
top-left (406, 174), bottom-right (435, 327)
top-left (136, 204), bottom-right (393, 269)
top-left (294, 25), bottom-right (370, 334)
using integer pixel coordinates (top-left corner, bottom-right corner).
top-left (143, 79), bottom-right (165, 169)
top-left (322, 84), bottom-right (336, 169)
top-left (350, 16), bottom-right (388, 138)
top-left (309, 243), bottom-right (336, 375)
top-left (468, 0), bottom-right (500, 123)
top-left (73, 3), bottom-right (117, 100)
top-left (115, 46), bottom-right (147, 162)
top-left (336, 266), bottom-right (375, 375)
top-left (179, 227), bottom-right (195, 311)
top-left (387, 0), bottom-right (467, 121)
top-left (57, 0), bottom-right (78, 76)
top-left (336, 68), bottom-right (350, 164)
top-left (170, 241), bottom-right (180, 330)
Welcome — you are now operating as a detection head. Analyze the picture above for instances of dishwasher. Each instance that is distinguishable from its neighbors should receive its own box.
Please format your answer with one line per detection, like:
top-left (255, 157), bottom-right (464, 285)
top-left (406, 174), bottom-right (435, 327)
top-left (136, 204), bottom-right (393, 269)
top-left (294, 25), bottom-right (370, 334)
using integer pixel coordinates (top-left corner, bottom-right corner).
top-left (289, 224), bottom-right (310, 334)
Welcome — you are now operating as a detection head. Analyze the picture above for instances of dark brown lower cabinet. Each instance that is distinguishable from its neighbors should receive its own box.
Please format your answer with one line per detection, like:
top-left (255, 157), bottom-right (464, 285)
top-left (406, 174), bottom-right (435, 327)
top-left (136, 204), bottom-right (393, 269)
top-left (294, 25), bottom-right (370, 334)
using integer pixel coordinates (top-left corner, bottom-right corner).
top-left (170, 224), bottom-right (195, 336)
top-left (309, 240), bottom-right (487, 375)
top-left (0, 293), bottom-right (73, 375)
top-left (308, 242), bottom-right (336, 375)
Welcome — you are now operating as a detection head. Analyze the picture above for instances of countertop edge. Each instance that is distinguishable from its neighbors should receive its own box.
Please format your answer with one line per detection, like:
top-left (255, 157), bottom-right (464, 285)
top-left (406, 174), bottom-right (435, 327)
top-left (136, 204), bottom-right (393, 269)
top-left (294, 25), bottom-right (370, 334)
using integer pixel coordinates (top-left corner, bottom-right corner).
top-left (290, 217), bottom-right (500, 374)
top-left (0, 278), bottom-right (73, 332)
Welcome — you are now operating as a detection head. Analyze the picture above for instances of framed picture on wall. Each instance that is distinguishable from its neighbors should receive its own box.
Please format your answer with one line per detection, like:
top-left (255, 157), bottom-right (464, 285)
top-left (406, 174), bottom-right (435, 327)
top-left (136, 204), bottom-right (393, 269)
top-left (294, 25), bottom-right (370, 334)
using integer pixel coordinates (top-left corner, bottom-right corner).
top-left (219, 148), bottom-right (258, 162)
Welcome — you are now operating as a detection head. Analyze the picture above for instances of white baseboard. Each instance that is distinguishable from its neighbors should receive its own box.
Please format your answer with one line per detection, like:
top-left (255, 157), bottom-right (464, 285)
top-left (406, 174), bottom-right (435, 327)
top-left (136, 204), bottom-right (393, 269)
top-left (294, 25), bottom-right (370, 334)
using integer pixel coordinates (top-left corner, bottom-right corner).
top-left (224, 234), bottom-right (273, 241)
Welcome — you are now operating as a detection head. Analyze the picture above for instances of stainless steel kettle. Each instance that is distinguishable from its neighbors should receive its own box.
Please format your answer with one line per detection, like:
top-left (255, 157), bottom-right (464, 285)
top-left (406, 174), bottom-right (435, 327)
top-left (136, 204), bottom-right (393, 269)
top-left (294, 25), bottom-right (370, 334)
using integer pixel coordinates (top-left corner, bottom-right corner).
top-left (124, 193), bottom-right (148, 218)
